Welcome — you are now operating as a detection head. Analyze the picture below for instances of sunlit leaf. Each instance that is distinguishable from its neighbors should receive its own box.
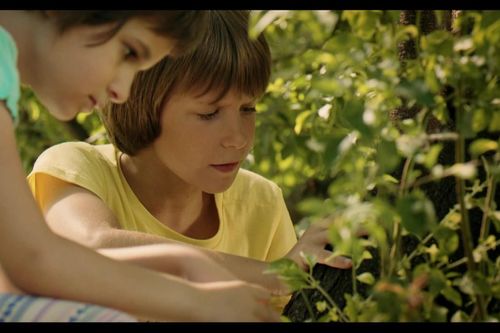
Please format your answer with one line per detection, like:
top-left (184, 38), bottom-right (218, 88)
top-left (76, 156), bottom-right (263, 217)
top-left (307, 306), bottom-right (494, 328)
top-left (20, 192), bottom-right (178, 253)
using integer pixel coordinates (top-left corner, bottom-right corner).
top-left (469, 139), bottom-right (498, 157)
top-left (357, 272), bottom-right (375, 285)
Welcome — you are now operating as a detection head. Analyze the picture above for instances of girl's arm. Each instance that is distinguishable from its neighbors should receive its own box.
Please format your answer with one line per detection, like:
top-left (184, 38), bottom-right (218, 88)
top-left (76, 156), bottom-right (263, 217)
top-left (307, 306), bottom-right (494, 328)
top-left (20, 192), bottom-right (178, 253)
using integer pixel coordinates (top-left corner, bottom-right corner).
top-left (37, 173), bottom-right (289, 294)
top-left (0, 107), bottom-right (277, 322)
top-left (35, 172), bottom-right (352, 296)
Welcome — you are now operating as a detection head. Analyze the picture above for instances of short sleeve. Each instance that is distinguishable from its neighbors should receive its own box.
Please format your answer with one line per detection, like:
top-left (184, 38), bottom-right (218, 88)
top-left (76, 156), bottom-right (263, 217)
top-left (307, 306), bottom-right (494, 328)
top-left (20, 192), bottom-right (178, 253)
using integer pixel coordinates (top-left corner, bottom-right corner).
top-left (0, 26), bottom-right (20, 120)
top-left (27, 142), bottom-right (110, 206)
top-left (265, 188), bottom-right (298, 261)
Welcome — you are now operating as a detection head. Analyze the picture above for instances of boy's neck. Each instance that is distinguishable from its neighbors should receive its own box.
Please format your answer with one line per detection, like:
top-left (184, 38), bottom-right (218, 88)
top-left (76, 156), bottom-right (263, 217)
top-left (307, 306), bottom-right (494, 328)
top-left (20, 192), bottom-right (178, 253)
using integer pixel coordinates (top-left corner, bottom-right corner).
top-left (119, 151), bottom-right (220, 239)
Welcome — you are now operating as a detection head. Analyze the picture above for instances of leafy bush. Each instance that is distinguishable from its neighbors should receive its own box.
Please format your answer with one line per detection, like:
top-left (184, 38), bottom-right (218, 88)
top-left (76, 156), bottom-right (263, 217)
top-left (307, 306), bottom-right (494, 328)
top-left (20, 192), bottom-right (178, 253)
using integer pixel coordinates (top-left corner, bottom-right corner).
top-left (249, 10), bottom-right (499, 322)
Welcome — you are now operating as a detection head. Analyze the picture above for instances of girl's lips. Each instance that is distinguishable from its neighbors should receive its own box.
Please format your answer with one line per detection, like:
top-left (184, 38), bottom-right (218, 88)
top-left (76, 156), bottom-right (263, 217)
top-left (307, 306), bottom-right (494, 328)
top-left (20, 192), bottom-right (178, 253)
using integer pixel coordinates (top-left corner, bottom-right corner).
top-left (89, 96), bottom-right (98, 108)
top-left (211, 162), bottom-right (239, 173)
top-left (89, 95), bottom-right (104, 109)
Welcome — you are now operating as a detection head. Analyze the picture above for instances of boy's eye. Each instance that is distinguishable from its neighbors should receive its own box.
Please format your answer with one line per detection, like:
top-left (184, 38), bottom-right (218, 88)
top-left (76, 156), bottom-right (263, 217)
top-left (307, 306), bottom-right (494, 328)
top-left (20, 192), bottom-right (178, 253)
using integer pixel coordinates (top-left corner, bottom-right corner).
top-left (198, 110), bottom-right (219, 120)
top-left (242, 107), bottom-right (257, 114)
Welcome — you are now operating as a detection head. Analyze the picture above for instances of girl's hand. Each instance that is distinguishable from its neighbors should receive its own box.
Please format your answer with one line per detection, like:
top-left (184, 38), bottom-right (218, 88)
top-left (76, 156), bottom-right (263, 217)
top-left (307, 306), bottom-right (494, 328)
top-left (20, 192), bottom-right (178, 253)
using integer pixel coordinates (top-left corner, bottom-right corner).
top-left (196, 280), bottom-right (280, 322)
top-left (178, 247), bottom-right (239, 283)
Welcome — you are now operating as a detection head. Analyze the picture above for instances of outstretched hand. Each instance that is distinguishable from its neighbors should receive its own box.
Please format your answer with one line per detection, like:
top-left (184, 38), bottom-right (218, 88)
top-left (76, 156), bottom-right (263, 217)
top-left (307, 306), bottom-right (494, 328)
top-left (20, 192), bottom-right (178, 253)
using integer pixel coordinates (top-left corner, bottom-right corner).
top-left (285, 219), bottom-right (353, 271)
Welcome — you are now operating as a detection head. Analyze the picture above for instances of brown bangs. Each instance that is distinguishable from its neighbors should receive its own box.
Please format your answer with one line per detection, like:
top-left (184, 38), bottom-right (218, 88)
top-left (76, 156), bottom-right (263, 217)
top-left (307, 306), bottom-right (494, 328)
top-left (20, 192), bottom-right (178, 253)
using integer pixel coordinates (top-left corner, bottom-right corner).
top-left (173, 11), bottom-right (271, 103)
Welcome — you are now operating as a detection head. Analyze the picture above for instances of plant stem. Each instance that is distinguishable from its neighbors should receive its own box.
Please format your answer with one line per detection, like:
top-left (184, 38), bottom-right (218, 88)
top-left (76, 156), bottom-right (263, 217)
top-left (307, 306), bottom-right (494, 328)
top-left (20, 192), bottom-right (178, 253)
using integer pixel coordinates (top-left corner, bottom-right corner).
top-left (479, 165), bottom-right (497, 279)
top-left (406, 233), bottom-right (434, 263)
top-left (389, 156), bottom-right (414, 276)
top-left (314, 282), bottom-right (349, 322)
top-left (299, 289), bottom-right (316, 321)
top-left (479, 169), bottom-right (497, 244)
top-left (454, 98), bottom-right (487, 321)
top-left (446, 257), bottom-right (467, 271)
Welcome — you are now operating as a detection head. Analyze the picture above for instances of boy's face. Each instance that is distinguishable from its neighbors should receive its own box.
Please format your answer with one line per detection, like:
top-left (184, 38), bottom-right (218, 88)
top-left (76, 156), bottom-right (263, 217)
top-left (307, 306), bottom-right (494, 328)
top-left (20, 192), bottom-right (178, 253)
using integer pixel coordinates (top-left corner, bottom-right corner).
top-left (27, 18), bottom-right (174, 121)
top-left (150, 88), bottom-right (256, 194)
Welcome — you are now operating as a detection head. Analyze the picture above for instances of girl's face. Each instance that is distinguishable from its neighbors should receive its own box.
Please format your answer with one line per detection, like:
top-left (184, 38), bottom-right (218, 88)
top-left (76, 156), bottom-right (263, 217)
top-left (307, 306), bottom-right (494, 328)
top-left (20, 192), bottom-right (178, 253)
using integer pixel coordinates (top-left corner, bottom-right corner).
top-left (28, 18), bottom-right (174, 121)
top-left (151, 88), bottom-right (256, 194)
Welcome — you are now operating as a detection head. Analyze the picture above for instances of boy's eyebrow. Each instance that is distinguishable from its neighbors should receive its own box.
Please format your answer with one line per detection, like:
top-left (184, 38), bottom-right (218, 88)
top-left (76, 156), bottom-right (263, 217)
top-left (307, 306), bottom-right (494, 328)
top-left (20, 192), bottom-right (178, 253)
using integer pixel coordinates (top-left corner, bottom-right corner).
top-left (209, 97), bottom-right (257, 107)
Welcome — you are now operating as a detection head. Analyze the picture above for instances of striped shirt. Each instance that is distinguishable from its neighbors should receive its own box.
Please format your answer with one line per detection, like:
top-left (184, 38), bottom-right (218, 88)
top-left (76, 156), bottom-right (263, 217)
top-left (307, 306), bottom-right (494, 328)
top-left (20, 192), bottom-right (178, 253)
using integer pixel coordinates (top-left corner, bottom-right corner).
top-left (0, 293), bottom-right (136, 322)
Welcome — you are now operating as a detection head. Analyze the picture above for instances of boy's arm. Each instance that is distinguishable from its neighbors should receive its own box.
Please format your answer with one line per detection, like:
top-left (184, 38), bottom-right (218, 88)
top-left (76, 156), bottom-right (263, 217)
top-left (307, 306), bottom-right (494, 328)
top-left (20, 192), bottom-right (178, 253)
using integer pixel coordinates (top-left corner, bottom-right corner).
top-left (0, 107), bottom-right (277, 322)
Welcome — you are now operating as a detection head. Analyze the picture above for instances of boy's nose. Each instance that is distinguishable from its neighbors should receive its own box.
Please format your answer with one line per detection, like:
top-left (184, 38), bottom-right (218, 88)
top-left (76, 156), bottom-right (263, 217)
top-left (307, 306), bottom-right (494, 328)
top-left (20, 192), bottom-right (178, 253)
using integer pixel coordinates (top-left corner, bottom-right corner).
top-left (221, 121), bottom-right (249, 150)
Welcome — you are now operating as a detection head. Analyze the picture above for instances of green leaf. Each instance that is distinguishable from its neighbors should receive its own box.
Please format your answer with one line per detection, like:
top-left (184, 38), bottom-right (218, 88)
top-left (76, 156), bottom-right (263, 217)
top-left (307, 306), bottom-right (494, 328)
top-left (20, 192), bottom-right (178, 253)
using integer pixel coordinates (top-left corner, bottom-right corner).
top-left (341, 99), bottom-right (372, 137)
top-left (294, 110), bottom-right (313, 135)
top-left (397, 192), bottom-right (437, 239)
top-left (448, 163), bottom-right (477, 180)
top-left (249, 10), bottom-right (289, 39)
top-left (451, 310), bottom-right (470, 322)
top-left (458, 272), bottom-right (491, 296)
top-left (429, 269), bottom-right (447, 296)
top-left (469, 139), bottom-right (498, 157)
top-left (429, 305), bottom-right (448, 322)
top-left (297, 198), bottom-right (329, 216)
top-left (315, 300), bottom-right (328, 312)
top-left (424, 144), bottom-right (443, 170)
top-left (356, 272), bottom-right (375, 285)
top-left (265, 258), bottom-right (310, 292)
top-left (395, 80), bottom-right (435, 108)
top-left (382, 174), bottom-right (399, 184)
top-left (434, 226), bottom-right (459, 254)
top-left (441, 287), bottom-right (462, 307)
top-left (376, 139), bottom-right (400, 173)
top-left (489, 111), bottom-right (500, 132)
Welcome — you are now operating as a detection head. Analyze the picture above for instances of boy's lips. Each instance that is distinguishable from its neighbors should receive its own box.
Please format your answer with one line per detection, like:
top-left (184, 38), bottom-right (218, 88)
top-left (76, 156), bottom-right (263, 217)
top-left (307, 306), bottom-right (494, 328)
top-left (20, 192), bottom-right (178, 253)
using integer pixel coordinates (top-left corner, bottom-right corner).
top-left (210, 162), bottom-right (239, 173)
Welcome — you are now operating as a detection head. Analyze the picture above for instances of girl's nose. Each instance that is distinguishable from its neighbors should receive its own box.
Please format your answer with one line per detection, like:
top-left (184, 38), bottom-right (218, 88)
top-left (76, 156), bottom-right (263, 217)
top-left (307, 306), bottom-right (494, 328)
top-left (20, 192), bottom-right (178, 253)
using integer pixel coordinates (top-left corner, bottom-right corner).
top-left (107, 69), bottom-right (135, 104)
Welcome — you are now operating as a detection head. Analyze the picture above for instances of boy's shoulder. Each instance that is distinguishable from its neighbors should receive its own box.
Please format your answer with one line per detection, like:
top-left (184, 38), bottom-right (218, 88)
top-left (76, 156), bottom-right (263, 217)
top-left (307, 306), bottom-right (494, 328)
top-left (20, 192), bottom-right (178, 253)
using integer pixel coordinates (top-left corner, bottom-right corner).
top-left (34, 142), bottom-right (116, 170)
top-left (228, 168), bottom-right (283, 202)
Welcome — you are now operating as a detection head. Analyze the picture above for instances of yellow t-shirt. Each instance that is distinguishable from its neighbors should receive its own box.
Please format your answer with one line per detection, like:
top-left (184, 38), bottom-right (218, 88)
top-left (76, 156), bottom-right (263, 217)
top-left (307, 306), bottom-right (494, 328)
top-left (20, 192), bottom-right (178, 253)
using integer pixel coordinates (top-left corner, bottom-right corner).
top-left (28, 142), bottom-right (298, 262)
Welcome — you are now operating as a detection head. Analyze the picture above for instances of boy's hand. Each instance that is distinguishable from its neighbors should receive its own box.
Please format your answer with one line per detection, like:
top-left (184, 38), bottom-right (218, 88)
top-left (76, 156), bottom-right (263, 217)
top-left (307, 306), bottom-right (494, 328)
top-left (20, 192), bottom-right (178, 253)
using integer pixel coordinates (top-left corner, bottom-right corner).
top-left (285, 219), bottom-right (353, 271)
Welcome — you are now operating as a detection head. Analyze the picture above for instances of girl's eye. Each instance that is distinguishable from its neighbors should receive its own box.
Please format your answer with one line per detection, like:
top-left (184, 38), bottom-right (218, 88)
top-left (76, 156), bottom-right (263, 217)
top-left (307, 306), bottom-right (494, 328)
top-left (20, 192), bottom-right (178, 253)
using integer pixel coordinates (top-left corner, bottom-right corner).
top-left (242, 107), bottom-right (257, 114)
top-left (123, 44), bottom-right (139, 61)
top-left (198, 110), bottom-right (219, 121)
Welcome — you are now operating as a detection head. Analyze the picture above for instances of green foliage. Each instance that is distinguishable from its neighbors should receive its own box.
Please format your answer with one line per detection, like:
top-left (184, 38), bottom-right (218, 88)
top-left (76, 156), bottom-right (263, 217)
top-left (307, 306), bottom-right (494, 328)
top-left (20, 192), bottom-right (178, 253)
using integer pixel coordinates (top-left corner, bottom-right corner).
top-left (251, 10), bottom-right (500, 322)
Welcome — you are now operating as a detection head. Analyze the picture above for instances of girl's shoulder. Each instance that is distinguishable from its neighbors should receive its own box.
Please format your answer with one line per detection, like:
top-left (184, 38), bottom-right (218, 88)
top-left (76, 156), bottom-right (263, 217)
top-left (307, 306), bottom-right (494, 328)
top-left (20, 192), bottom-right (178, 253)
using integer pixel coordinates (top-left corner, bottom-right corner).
top-left (0, 26), bottom-right (20, 120)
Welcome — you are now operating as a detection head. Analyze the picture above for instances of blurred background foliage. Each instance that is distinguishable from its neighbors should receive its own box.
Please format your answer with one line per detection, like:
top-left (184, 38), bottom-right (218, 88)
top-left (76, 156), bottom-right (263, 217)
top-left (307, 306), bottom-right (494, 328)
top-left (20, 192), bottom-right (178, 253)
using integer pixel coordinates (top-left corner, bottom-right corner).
top-left (15, 10), bottom-right (500, 322)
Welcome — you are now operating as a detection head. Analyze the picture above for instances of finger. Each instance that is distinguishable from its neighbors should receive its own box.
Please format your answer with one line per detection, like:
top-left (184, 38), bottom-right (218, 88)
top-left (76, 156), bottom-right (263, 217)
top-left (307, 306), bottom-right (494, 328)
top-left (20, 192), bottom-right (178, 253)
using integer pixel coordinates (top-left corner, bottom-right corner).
top-left (301, 229), bottom-right (329, 244)
top-left (319, 252), bottom-right (352, 269)
top-left (311, 219), bottom-right (331, 230)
